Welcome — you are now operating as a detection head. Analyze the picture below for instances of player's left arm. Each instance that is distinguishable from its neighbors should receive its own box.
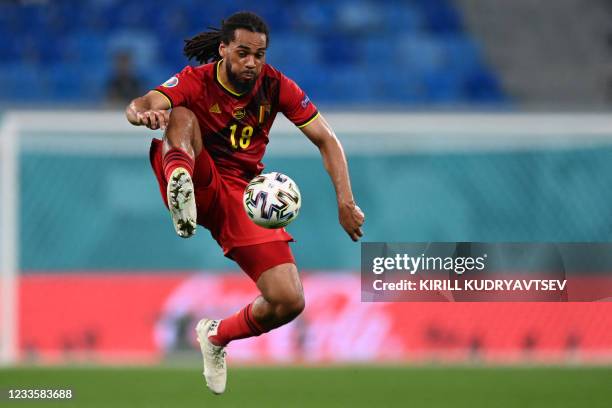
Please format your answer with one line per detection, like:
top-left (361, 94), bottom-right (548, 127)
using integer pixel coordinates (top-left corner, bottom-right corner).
top-left (300, 114), bottom-right (365, 241)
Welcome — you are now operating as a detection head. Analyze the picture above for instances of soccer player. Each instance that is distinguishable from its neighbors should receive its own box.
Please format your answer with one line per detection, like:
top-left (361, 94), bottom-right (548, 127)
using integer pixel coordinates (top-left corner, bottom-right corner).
top-left (125, 12), bottom-right (364, 394)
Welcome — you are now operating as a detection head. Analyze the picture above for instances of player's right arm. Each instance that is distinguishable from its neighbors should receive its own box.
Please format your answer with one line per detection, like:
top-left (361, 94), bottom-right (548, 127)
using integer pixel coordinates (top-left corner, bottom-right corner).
top-left (125, 90), bottom-right (171, 130)
top-left (126, 67), bottom-right (200, 130)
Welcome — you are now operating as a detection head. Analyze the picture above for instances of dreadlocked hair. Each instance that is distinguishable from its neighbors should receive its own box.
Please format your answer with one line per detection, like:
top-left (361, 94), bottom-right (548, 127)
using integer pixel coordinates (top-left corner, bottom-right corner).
top-left (184, 11), bottom-right (270, 64)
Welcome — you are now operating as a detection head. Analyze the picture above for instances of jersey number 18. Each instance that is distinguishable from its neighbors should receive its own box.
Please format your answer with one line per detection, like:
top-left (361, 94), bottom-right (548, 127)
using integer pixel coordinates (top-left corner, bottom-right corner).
top-left (229, 124), bottom-right (253, 150)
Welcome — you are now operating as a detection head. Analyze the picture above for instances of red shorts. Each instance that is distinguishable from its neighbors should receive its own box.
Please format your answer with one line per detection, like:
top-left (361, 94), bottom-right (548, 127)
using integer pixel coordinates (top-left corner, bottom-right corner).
top-left (230, 241), bottom-right (295, 282)
top-left (149, 138), bottom-right (294, 258)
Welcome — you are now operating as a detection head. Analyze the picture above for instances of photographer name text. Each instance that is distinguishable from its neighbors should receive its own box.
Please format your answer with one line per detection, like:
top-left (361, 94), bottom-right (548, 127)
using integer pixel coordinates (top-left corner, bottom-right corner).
top-left (372, 278), bottom-right (567, 292)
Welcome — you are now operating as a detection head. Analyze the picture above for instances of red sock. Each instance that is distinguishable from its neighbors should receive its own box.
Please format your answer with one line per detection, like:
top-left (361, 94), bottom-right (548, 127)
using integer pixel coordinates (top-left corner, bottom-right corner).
top-left (162, 148), bottom-right (194, 181)
top-left (208, 303), bottom-right (268, 347)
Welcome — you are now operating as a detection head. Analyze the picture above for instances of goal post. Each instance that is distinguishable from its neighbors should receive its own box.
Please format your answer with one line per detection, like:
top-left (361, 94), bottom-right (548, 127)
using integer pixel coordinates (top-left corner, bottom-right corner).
top-left (0, 114), bottom-right (18, 366)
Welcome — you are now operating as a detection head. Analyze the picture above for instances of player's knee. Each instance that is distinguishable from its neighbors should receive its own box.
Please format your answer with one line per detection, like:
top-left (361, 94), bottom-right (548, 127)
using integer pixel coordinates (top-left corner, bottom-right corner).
top-left (277, 290), bottom-right (305, 322)
top-left (168, 106), bottom-right (198, 134)
top-left (257, 263), bottom-right (304, 323)
top-left (169, 106), bottom-right (197, 125)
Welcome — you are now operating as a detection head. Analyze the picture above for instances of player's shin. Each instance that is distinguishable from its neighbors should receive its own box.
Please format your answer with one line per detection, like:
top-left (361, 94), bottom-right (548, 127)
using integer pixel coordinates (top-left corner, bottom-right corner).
top-left (207, 301), bottom-right (269, 347)
top-left (208, 292), bottom-right (305, 347)
top-left (162, 148), bottom-right (194, 181)
top-left (163, 148), bottom-right (197, 238)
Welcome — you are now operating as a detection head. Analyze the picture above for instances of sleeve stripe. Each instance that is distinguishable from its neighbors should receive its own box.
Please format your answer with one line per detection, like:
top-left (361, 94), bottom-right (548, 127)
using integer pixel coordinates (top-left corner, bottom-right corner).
top-left (153, 89), bottom-right (173, 108)
top-left (296, 111), bottom-right (320, 128)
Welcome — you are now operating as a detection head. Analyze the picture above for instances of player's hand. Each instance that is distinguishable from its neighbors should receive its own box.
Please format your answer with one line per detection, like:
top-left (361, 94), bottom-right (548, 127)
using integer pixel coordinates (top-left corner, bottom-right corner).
top-left (136, 110), bottom-right (170, 130)
top-left (339, 201), bottom-right (365, 241)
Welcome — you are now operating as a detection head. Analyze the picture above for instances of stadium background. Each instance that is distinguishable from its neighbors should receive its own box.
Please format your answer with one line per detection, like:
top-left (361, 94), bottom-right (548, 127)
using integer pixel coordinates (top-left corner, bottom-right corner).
top-left (1, 0), bottom-right (611, 406)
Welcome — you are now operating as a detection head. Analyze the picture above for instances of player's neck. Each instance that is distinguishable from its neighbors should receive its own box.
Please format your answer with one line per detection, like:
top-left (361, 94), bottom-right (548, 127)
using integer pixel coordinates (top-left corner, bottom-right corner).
top-left (217, 60), bottom-right (242, 95)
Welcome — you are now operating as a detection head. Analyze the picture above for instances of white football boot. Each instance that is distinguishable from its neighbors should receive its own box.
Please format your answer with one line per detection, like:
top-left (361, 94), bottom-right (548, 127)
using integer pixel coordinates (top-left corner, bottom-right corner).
top-left (195, 319), bottom-right (227, 394)
top-left (166, 167), bottom-right (197, 238)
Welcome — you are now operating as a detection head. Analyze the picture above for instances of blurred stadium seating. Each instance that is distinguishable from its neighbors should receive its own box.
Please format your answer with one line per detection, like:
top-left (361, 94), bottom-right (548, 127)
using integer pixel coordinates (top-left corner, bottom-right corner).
top-left (0, 0), bottom-right (506, 106)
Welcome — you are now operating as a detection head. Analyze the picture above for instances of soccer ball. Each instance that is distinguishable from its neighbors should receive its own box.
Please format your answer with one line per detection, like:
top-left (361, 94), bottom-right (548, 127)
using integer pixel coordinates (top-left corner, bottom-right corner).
top-left (243, 172), bottom-right (301, 228)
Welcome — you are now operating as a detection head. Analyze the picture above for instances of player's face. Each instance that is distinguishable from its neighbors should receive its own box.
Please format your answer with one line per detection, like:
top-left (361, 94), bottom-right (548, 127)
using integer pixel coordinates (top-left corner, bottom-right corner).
top-left (220, 28), bottom-right (267, 93)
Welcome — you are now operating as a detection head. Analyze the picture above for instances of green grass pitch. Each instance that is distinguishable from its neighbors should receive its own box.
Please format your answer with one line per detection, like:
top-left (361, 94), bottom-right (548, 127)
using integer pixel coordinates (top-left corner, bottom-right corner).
top-left (1, 365), bottom-right (611, 407)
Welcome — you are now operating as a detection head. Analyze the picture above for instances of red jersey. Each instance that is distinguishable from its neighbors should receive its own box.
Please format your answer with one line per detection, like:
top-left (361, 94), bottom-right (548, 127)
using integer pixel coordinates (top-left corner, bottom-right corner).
top-left (154, 61), bottom-right (319, 180)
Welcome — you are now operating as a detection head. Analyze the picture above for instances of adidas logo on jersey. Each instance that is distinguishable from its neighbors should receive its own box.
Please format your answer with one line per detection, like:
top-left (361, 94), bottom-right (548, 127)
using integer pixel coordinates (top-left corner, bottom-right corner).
top-left (209, 103), bottom-right (221, 114)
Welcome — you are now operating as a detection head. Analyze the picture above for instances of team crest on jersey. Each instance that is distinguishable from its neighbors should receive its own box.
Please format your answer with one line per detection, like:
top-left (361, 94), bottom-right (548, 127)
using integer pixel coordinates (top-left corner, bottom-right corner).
top-left (162, 76), bottom-right (179, 88)
top-left (233, 107), bottom-right (246, 120)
